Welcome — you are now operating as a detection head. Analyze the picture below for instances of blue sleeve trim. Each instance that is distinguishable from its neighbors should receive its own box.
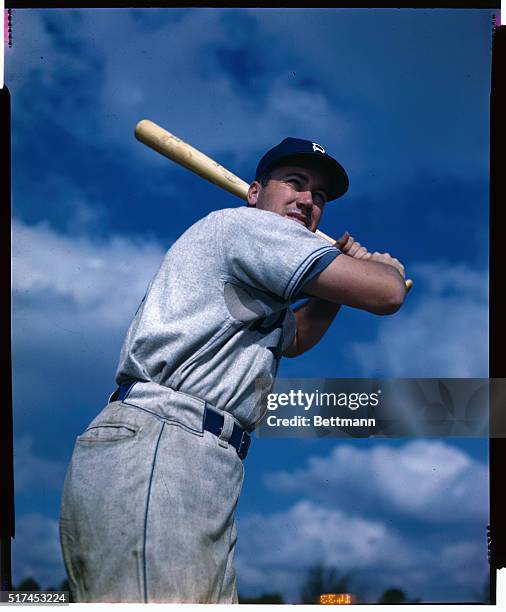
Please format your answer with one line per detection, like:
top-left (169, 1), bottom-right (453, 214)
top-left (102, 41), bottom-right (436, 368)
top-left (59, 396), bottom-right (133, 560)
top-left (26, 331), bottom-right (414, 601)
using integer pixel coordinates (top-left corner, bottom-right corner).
top-left (283, 246), bottom-right (339, 301)
top-left (290, 250), bottom-right (340, 302)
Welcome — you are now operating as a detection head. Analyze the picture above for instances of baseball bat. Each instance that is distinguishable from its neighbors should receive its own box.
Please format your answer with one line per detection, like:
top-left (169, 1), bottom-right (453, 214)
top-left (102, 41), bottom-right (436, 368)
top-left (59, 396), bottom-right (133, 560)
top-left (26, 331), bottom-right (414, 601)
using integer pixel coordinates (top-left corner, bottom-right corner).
top-left (134, 119), bottom-right (412, 291)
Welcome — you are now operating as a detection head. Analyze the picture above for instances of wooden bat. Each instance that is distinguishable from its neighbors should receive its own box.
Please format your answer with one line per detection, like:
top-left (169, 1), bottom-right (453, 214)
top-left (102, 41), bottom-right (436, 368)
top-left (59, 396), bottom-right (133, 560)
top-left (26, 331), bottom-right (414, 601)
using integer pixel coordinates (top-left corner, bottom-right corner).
top-left (134, 119), bottom-right (413, 291)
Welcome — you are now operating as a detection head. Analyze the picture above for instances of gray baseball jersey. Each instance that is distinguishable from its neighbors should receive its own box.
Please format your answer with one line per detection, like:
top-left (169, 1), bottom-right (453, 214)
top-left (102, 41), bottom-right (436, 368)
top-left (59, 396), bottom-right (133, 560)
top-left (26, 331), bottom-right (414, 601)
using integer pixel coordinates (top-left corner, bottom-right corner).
top-left (116, 206), bottom-right (339, 429)
top-left (59, 206), bottom-right (340, 603)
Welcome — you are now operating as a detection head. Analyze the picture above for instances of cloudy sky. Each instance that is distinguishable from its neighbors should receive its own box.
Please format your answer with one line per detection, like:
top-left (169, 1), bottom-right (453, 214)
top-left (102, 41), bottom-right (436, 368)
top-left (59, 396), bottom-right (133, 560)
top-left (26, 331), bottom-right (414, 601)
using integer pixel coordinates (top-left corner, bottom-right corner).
top-left (6, 7), bottom-right (493, 603)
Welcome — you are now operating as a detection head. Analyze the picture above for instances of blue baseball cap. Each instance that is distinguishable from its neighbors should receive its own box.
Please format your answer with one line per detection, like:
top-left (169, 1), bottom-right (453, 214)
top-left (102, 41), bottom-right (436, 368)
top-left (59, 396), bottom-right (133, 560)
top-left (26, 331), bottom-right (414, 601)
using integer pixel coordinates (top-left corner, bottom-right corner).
top-left (254, 137), bottom-right (349, 201)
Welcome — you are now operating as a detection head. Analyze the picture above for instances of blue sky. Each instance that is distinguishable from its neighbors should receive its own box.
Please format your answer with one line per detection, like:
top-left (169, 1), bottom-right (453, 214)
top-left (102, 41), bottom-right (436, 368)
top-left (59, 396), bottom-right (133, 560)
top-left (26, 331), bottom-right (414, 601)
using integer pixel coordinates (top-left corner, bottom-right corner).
top-left (7, 7), bottom-right (493, 603)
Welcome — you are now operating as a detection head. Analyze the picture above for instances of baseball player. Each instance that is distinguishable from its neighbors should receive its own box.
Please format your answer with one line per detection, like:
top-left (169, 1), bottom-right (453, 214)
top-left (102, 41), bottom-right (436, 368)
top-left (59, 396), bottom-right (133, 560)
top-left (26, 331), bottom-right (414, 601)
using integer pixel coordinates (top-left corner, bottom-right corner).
top-left (59, 137), bottom-right (407, 603)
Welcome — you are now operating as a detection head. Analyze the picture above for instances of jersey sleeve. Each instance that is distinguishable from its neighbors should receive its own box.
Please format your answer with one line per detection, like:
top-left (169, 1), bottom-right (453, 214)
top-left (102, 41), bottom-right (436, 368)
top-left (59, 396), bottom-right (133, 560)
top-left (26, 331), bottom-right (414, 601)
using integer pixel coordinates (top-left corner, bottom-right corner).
top-left (219, 207), bottom-right (340, 302)
top-left (291, 250), bottom-right (340, 301)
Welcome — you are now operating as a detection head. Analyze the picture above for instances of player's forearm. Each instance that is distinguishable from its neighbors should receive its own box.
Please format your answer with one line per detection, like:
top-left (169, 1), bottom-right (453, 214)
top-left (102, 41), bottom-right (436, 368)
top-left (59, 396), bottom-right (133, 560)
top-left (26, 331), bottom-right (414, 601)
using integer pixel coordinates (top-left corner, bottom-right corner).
top-left (304, 255), bottom-right (406, 315)
top-left (357, 259), bottom-right (407, 314)
top-left (347, 258), bottom-right (406, 314)
top-left (283, 298), bottom-right (341, 358)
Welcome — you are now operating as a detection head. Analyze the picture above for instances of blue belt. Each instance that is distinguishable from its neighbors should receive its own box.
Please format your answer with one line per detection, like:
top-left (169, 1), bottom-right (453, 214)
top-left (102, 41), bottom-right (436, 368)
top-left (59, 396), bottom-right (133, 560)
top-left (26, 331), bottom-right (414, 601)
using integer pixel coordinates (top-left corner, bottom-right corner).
top-left (203, 404), bottom-right (251, 460)
top-left (109, 383), bottom-right (251, 460)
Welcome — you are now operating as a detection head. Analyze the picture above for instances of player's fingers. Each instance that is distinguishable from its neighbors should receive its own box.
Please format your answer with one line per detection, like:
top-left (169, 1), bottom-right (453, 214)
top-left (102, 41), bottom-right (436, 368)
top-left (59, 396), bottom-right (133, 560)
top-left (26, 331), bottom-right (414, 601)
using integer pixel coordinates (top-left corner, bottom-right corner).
top-left (392, 257), bottom-right (405, 270)
top-left (355, 246), bottom-right (369, 259)
top-left (340, 236), bottom-right (355, 254)
top-left (334, 231), bottom-right (350, 249)
top-left (392, 260), bottom-right (406, 278)
top-left (348, 241), bottom-right (362, 256)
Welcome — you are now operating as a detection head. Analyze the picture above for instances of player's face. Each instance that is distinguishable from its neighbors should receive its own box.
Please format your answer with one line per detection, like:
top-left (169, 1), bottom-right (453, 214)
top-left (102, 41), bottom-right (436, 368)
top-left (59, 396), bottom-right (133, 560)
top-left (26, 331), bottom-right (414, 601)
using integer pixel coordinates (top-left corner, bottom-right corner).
top-left (248, 164), bottom-right (330, 232)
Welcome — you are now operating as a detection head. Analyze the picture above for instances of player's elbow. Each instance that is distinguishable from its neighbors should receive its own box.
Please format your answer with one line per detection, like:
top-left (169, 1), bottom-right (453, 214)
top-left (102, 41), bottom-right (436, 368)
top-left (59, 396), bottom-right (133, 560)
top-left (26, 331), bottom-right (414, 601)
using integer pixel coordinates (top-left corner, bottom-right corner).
top-left (373, 297), bottom-right (403, 315)
top-left (371, 281), bottom-right (406, 315)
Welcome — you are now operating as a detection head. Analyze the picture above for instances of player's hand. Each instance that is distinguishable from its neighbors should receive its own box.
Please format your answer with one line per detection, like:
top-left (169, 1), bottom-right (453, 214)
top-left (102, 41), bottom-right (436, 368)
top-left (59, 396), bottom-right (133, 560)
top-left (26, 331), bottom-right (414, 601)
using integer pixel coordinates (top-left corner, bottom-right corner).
top-left (335, 232), bottom-right (407, 281)
top-left (334, 231), bottom-right (372, 260)
top-left (369, 251), bottom-right (406, 279)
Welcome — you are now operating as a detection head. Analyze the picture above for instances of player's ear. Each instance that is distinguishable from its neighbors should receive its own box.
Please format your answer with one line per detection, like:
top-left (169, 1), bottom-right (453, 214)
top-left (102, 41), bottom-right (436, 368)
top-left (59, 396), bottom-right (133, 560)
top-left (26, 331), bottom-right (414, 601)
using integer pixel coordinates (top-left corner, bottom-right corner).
top-left (247, 181), bottom-right (261, 208)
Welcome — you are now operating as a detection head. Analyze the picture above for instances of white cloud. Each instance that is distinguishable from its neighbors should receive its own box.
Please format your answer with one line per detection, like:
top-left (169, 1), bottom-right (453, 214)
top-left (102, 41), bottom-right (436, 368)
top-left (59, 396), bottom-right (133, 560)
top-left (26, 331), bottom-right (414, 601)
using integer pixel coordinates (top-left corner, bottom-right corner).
top-left (409, 262), bottom-right (488, 300)
top-left (7, 8), bottom-right (491, 215)
top-left (14, 436), bottom-right (67, 494)
top-left (12, 218), bottom-right (166, 329)
top-left (11, 218), bottom-right (168, 417)
top-left (236, 496), bottom-right (488, 602)
top-left (87, 9), bottom-right (355, 158)
top-left (439, 539), bottom-right (489, 589)
top-left (8, 9), bottom-right (490, 200)
top-left (86, 9), bottom-right (356, 170)
top-left (351, 261), bottom-right (488, 377)
top-left (266, 441), bottom-right (488, 524)
top-left (12, 514), bottom-right (66, 589)
top-left (245, 499), bottom-right (411, 567)
top-left (236, 499), bottom-right (413, 602)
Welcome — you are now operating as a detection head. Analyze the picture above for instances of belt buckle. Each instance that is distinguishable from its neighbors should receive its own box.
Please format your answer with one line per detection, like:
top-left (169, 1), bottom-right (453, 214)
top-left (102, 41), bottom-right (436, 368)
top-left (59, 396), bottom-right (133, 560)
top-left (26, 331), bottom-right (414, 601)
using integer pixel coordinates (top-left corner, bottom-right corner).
top-left (237, 431), bottom-right (251, 460)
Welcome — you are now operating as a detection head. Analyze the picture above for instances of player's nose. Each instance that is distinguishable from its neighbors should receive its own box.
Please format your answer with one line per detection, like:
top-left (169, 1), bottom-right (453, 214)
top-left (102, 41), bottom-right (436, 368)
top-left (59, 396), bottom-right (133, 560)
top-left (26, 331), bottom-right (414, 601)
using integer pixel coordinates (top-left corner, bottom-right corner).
top-left (296, 190), bottom-right (314, 209)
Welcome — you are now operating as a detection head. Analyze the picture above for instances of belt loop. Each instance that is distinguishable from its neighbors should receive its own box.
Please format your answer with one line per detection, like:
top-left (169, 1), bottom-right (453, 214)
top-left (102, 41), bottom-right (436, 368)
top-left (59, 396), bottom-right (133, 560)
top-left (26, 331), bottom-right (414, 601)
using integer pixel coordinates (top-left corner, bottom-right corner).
top-left (218, 412), bottom-right (234, 448)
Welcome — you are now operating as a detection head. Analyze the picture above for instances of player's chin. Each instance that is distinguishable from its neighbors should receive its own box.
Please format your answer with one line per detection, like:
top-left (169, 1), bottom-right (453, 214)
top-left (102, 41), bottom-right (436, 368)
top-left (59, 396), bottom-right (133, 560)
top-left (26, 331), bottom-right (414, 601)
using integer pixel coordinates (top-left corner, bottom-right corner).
top-left (307, 216), bottom-right (320, 233)
top-left (286, 214), bottom-right (312, 231)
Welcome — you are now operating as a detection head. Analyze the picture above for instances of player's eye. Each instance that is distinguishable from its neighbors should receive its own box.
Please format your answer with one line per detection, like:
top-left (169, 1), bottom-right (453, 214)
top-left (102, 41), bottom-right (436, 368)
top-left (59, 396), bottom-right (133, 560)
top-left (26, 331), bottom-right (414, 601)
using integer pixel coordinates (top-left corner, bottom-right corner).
top-left (312, 192), bottom-right (326, 206)
top-left (285, 178), bottom-right (301, 189)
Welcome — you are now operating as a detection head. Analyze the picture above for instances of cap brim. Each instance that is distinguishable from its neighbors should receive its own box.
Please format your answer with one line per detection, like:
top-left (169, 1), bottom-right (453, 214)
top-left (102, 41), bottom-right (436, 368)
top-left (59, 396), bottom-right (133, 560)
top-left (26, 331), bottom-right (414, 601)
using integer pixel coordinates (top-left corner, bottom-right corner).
top-left (263, 152), bottom-right (349, 201)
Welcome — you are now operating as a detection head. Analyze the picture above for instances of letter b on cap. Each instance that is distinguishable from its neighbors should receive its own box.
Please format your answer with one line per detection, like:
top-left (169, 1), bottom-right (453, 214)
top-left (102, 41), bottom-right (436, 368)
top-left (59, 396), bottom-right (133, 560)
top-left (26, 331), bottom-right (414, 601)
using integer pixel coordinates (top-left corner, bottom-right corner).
top-left (312, 142), bottom-right (325, 154)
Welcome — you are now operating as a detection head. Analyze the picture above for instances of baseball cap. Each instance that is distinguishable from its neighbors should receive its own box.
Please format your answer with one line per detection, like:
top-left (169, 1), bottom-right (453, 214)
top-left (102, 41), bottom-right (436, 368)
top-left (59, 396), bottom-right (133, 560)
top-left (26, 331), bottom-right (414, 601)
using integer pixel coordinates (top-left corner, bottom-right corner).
top-left (254, 137), bottom-right (349, 201)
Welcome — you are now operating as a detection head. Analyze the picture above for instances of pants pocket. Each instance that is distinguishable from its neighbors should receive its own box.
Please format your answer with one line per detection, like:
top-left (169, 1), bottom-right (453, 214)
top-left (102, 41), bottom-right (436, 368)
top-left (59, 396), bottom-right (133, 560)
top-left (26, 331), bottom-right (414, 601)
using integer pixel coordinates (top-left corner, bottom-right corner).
top-left (76, 403), bottom-right (144, 444)
top-left (77, 422), bottom-right (138, 443)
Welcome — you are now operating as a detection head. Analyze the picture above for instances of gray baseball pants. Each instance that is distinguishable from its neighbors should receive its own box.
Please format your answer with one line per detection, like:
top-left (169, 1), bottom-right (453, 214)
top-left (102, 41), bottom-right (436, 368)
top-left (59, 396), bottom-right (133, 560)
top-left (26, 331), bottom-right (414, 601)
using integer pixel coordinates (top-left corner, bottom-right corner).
top-left (59, 382), bottom-right (245, 603)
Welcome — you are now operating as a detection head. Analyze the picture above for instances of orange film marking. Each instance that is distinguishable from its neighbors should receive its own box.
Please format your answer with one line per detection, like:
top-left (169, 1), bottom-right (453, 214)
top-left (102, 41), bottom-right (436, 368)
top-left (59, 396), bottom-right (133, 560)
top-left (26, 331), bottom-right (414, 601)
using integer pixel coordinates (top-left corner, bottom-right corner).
top-left (319, 593), bottom-right (354, 605)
